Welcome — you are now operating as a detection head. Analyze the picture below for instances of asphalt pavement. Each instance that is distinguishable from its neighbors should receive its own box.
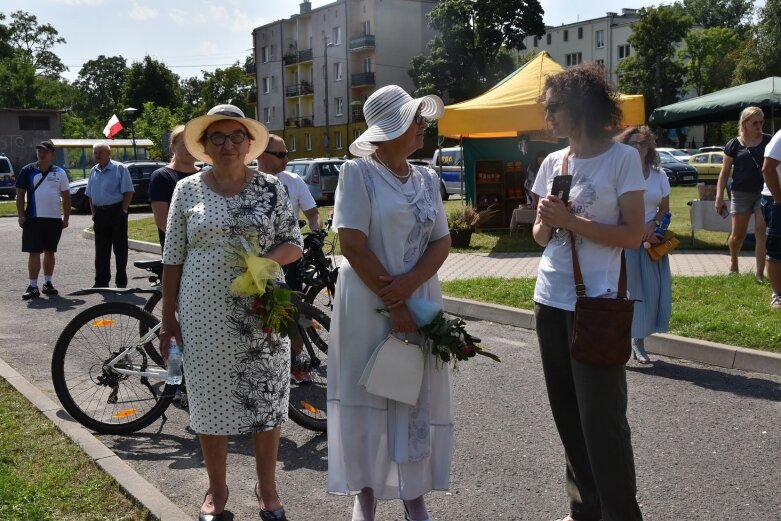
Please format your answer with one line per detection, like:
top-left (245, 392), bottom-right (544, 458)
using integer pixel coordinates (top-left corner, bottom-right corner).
top-left (1, 211), bottom-right (780, 520)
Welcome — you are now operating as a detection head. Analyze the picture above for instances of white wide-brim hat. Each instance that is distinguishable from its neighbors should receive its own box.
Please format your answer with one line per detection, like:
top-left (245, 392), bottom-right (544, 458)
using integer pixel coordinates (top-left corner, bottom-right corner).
top-left (183, 104), bottom-right (269, 164)
top-left (349, 85), bottom-right (444, 157)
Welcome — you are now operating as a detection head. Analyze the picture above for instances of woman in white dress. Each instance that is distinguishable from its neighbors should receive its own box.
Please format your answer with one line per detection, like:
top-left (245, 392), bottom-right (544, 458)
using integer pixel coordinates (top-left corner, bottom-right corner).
top-left (327, 85), bottom-right (452, 521)
top-left (160, 104), bottom-right (302, 521)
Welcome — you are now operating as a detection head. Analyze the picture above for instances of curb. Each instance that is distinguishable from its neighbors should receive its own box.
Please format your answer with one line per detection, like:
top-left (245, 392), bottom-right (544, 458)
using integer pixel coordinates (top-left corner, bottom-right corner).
top-left (0, 358), bottom-right (191, 521)
top-left (442, 295), bottom-right (781, 377)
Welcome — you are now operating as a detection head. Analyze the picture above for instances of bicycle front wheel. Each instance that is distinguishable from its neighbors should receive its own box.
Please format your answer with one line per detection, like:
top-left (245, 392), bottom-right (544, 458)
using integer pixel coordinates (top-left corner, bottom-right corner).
top-left (52, 302), bottom-right (175, 435)
top-left (288, 302), bottom-right (329, 433)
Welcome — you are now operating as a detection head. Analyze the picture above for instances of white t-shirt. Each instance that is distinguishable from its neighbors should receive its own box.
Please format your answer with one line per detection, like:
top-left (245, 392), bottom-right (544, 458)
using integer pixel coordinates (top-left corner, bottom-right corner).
top-left (531, 143), bottom-right (646, 311)
top-left (762, 129), bottom-right (781, 197)
top-left (277, 170), bottom-right (316, 218)
top-left (18, 164), bottom-right (70, 219)
top-left (642, 167), bottom-right (672, 222)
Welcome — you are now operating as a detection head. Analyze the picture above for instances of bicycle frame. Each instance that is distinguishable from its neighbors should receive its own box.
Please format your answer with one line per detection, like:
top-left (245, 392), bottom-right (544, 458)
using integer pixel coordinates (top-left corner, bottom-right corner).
top-left (105, 321), bottom-right (167, 380)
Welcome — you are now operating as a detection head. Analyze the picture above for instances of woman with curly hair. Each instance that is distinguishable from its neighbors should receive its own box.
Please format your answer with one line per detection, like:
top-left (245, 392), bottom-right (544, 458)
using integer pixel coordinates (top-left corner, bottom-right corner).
top-left (615, 126), bottom-right (672, 364)
top-left (531, 63), bottom-right (646, 521)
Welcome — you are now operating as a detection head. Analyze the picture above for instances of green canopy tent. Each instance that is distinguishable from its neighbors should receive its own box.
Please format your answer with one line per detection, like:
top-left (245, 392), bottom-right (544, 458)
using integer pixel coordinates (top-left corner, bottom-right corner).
top-left (649, 77), bottom-right (781, 131)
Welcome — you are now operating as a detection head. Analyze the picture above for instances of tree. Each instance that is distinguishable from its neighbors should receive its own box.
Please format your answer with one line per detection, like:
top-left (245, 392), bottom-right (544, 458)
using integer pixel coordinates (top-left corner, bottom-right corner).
top-left (682, 0), bottom-right (753, 37)
top-left (122, 56), bottom-right (182, 114)
top-left (617, 5), bottom-right (692, 115)
top-left (132, 102), bottom-right (179, 160)
top-left (200, 61), bottom-right (254, 117)
top-left (680, 27), bottom-right (741, 96)
top-left (74, 55), bottom-right (127, 125)
top-left (7, 10), bottom-right (67, 78)
top-left (0, 55), bottom-right (37, 107)
top-left (180, 76), bottom-right (204, 121)
top-left (733, 0), bottom-right (781, 84)
top-left (409, 0), bottom-right (544, 102)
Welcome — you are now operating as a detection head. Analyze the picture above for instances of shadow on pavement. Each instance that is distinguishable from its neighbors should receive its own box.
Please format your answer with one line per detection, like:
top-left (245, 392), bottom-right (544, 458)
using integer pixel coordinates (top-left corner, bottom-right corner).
top-left (25, 296), bottom-right (86, 312)
top-left (628, 360), bottom-right (781, 401)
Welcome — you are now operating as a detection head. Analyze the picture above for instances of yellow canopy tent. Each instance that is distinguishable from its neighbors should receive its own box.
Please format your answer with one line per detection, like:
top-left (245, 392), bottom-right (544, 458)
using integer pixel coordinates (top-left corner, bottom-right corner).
top-left (438, 51), bottom-right (645, 139)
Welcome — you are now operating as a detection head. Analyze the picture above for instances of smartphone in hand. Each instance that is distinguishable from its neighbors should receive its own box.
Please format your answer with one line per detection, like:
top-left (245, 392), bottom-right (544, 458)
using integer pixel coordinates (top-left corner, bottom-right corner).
top-left (551, 175), bottom-right (572, 205)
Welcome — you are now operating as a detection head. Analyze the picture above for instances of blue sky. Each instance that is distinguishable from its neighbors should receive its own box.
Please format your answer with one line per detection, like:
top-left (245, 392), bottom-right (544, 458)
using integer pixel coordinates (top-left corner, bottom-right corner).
top-left (1, 0), bottom-right (765, 82)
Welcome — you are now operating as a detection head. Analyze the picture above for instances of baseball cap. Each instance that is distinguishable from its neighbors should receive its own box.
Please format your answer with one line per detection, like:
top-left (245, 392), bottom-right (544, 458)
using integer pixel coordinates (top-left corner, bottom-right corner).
top-left (35, 140), bottom-right (55, 152)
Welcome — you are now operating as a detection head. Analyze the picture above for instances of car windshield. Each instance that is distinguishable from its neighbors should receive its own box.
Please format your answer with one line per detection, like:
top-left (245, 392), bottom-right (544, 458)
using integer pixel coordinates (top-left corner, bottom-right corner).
top-left (658, 152), bottom-right (681, 164)
top-left (668, 150), bottom-right (687, 159)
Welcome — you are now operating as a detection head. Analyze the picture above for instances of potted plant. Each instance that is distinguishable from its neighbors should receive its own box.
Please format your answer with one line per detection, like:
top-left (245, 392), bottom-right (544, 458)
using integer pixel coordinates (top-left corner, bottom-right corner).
top-left (447, 204), bottom-right (498, 248)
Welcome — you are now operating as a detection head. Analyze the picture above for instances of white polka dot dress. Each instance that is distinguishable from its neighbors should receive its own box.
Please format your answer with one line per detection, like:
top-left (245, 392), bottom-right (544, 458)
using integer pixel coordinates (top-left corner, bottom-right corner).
top-left (163, 171), bottom-right (303, 435)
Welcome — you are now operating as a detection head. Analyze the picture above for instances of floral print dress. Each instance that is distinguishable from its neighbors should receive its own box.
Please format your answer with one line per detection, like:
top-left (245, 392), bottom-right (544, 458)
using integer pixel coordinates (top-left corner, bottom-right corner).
top-left (163, 171), bottom-right (303, 435)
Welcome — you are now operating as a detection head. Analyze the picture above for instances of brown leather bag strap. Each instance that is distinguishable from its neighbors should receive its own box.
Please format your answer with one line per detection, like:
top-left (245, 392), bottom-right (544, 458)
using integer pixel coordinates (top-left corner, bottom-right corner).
top-left (564, 151), bottom-right (627, 299)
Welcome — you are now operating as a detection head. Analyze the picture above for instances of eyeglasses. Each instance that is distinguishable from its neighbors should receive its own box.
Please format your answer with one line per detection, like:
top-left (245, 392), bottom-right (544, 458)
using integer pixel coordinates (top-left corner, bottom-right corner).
top-left (544, 101), bottom-right (565, 114)
top-left (264, 150), bottom-right (288, 159)
top-left (205, 131), bottom-right (247, 146)
top-left (413, 114), bottom-right (431, 126)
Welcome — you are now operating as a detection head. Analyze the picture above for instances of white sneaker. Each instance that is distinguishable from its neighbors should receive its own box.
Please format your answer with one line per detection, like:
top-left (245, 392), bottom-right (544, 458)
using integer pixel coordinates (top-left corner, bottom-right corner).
top-left (771, 294), bottom-right (781, 310)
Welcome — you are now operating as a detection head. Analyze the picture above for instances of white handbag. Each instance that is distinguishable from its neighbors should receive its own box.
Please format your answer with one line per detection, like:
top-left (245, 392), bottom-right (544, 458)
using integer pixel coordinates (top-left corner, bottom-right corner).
top-left (358, 334), bottom-right (424, 406)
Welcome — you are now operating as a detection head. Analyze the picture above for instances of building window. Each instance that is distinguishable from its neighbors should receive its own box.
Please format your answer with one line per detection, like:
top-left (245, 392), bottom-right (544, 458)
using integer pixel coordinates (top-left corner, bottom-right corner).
top-left (362, 57), bottom-right (371, 72)
top-left (618, 44), bottom-right (631, 59)
top-left (596, 30), bottom-right (605, 48)
top-left (565, 52), bottom-right (582, 66)
top-left (332, 26), bottom-right (341, 45)
top-left (533, 36), bottom-right (538, 47)
top-left (290, 135), bottom-right (297, 152)
top-left (335, 131), bottom-right (343, 149)
top-left (263, 107), bottom-right (270, 123)
top-left (262, 77), bottom-right (270, 94)
top-left (563, 30), bottom-right (568, 42)
top-left (305, 133), bottom-right (312, 151)
top-left (595, 59), bottom-right (605, 66)
top-left (335, 97), bottom-right (343, 116)
top-left (360, 20), bottom-right (370, 34)
top-left (353, 129), bottom-right (361, 141)
top-left (546, 33), bottom-right (551, 45)
top-left (578, 27), bottom-right (583, 39)
top-left (334, 62), bottom-right (342, 81)
top-left (261, 46), bottom-right (269, 63)
top-left (18, 116), bottom-right (50, 131)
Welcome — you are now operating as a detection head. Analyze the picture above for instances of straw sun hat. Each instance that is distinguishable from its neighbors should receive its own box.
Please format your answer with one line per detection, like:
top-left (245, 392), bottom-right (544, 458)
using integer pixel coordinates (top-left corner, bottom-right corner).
top-left (183, 104), bottom-right (269, 164)
top-left (349, 85), bottom-right (444, 157)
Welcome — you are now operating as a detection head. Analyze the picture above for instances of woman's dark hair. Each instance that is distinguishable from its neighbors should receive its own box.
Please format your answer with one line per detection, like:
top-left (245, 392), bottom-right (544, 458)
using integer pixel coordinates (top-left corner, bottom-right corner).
top-left (541, 63), bottom-right (623, 139)
top-left (615, 125), bottom-right (659, 169)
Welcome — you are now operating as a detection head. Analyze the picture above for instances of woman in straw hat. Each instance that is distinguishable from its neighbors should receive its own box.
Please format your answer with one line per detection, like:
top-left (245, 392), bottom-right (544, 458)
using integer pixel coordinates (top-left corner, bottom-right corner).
top-left (327, 85), bottom-right (451, 521)
top-left (159, 104), bottom-right (302, 521)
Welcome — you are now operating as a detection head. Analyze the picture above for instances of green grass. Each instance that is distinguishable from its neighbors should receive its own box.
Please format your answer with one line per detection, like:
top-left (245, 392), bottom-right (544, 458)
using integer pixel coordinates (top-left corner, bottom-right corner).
top-left (0, 379), bottom-right (152, 520)
top-left (0, 200), bottom-right (18, 216)
top-left (441, 274), bottom-right (781, 353)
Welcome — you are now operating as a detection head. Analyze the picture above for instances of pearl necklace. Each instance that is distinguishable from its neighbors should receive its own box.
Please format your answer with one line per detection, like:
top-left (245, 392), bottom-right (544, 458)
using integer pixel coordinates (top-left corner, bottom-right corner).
top-left (373, 153), bottom-right (411, 180)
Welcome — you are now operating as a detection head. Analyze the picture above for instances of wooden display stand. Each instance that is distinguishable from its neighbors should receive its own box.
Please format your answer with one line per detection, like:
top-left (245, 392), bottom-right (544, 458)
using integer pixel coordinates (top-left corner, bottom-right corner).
top-left (474, 160), bottom-right (527, 229)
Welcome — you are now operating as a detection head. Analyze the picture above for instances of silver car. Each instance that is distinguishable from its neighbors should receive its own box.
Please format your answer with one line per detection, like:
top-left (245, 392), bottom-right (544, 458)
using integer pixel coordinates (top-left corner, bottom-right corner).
top-left (286, 158), bottom-right (345, 204)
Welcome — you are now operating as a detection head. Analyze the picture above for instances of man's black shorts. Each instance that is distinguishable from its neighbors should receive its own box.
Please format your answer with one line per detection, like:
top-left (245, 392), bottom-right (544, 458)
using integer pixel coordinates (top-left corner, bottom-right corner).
top-left (22, 217), bottom-right (63, 253)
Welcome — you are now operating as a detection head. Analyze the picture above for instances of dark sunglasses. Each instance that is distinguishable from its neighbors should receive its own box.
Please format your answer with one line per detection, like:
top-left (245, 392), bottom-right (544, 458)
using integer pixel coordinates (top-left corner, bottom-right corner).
top-left (264, 150), bottom-right (288, 159)
top-left (544, 101), bottom-right (565, 114)
top-left (205, 131), bottom-right (247, 146)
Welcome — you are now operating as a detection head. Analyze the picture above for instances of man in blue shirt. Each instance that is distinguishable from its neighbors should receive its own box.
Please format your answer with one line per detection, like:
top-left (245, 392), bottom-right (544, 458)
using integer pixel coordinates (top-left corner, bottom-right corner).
top-left (15, 140), bottom-right (71, 300)
top-left (85, 142), bottom-right (134, 287)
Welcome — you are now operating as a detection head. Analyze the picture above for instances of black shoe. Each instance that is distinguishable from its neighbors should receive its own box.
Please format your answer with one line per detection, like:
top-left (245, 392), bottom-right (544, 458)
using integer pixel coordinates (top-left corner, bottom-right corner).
top-left (22, 285), bottom-right (40, 300)
top-left (41, 282), bottom-right (59, 296)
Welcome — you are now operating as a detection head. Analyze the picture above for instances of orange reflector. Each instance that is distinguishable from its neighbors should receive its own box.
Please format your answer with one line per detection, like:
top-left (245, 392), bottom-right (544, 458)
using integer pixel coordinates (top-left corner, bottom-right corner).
top-left (300, 401), bottom-right (319, 414)
top-left (309, 320), bottom-right (322, 330)
top-left (112, 408), bottom-right (138, 419)
top-left (91, 319), bottom-right (116, 327)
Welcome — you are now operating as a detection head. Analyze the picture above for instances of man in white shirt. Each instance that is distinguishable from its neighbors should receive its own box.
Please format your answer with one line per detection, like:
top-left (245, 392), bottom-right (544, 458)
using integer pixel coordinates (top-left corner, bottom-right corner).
top-left (762, 130), bottom-right (781, 309)
top-left (259, 134), bottom-right (323, 382)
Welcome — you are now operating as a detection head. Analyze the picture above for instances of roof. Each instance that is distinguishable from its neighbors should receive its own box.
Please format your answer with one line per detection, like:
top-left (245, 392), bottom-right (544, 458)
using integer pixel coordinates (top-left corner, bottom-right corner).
top-left (50, 139), bottom-right (154, 147)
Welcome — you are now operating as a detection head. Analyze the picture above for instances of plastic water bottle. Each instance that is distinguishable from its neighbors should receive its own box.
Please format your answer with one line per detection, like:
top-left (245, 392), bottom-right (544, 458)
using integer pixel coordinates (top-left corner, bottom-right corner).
top-left (166, 340), bottom-right (183, 385)
top-left (644, 212), bottom-right (672, 249)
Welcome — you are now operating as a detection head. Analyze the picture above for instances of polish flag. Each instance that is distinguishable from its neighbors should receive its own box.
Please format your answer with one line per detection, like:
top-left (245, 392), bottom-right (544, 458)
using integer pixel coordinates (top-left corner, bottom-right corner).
top-left (103, 114), bottom-right (123, 139)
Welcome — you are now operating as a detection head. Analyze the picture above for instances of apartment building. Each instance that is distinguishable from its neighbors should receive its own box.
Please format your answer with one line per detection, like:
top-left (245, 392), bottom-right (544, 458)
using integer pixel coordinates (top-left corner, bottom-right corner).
top-left (522, 8), bottom-right (641, 86)
top-left (250, 0), bottom-right (437, 158)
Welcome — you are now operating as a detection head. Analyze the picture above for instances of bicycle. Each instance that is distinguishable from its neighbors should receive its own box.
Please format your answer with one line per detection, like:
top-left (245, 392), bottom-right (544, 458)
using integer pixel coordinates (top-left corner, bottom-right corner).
top-left (51, 260), bottom-right (330, 434)
top-left (299, 228), bottom-right (339, 315)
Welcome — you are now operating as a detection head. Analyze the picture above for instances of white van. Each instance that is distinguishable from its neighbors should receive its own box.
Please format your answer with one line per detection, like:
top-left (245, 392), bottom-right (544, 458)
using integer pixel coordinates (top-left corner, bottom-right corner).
top-left (0, 155), bottom-right (15, 199)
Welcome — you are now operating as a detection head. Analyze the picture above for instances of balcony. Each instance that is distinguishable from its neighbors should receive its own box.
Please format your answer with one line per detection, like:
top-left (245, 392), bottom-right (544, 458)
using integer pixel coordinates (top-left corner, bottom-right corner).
top-left (351, 72), bottom-right (375, 87)
top-left (349, 34), bottom-right (375, 51)
top-left (248, 88), bottom-right (257, 105)
top-left (285, 116), bottom-right (314, 128)
top-left (245, 61), bottom-right (256, 75)
top-left (284, 52), bottom-right (298, 66)
top-left (285, 82), bottom-right (314, 97)
top-left (298, 48), bottom-right (313, 62)
top-left (351, 110), bottom-right (365, 122)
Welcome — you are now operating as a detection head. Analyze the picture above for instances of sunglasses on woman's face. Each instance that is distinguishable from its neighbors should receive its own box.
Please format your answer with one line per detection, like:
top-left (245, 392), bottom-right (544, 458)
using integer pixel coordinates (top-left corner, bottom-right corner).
top-left (205, 131), bottom-right (247, 146)
top-left (413, 114), bottom-right (431, 126)
top-left (264, 150), bottom-right (288, 159)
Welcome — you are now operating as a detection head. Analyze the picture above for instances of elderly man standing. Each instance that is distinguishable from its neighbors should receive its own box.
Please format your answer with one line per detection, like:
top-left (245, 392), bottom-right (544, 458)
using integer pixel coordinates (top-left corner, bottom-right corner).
top-left (85, 142), bottom-right (134, 288)
top-left (16, 140), bottom-right (71, 300)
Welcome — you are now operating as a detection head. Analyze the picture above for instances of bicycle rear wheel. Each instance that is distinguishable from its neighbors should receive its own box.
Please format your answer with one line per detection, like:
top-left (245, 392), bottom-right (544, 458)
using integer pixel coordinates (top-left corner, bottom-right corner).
top-left (304, 280), bottom-right (335, 315)
top-left (288, 302), bottom-right (329, 432)
top-left (52, 302), bottom-right (176, 435)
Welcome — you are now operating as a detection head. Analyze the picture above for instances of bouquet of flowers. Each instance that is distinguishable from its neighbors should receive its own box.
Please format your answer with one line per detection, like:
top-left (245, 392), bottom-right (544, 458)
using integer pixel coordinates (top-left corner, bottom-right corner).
top-left (378, 297), bottom-right (500, 370)
top-left (229, 237), bottom-right (299, 340)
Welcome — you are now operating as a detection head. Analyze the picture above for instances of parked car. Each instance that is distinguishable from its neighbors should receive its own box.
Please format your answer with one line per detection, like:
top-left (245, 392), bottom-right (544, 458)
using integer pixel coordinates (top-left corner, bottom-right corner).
top-left (699, 146), bottom-right (725, 153)
top-left (688, 151), bottom-right (724, 184)
top-left (286, 158), bottom-right (345, 204)
top-left (657, 147), bottom-right (691, 163)
top-left (432, 147), bottom-right (465, 200)
top-left (69, 160), bottom-right (167, 212)
top-left (657, 151), bottom-right (698, 186)
top-left (0, 155), bottom-right (15, 200)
